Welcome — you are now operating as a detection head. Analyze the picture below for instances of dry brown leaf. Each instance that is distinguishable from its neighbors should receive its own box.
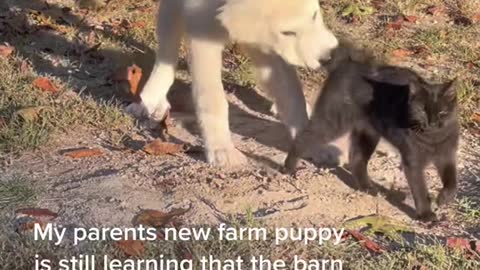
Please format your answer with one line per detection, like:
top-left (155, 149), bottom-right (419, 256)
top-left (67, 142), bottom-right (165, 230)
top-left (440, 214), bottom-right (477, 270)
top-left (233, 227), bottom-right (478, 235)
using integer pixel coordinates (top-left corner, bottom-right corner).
top-left (33, 77), bottom-right (59, 94)
top-left (0, 117), bottom-right (6, 128)
top-left (109, 64), bottom-right (143, 101)
top-left (14, 217), bottom-right (47, 234)
top-left (426, 5), bottom-right (444, 16)
top-left (453, 16), bottom-right (472, 26)
top-left (386, 17), bottom-right (404, 31)
top-left (131, 21), bottom-right (146, 28)
top-left (473, 13), bottom-right (480, 23)
top-left (0, 44), bottom-right (14, 58)
top-left (134, 208), bottom-right (190, 228)
top-left (15, 208), bottom-right (58, 220)
top-left (404, 15), bottom-right (418, 23)
top-left (471, 112), bottom-right (480, 122)
top-left (127, 64), bottom-right (143, 99)
top-left (144, 139), bottom-right (187, 156)
top-left (391, 49), bottom-right (414, 58)
top-left (115, 240), bottom-right (145, 257)
top-left (346, 230), bottom-right (385, 253)
top-left (64, 148), bottom-right (104, 158)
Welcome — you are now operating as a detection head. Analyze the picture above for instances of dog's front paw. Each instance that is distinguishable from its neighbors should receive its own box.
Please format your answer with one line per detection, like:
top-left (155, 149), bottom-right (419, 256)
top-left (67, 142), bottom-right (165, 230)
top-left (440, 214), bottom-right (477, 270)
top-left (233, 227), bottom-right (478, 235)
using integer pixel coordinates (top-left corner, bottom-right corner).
top-left (206, 146), bottom-right (248, 168)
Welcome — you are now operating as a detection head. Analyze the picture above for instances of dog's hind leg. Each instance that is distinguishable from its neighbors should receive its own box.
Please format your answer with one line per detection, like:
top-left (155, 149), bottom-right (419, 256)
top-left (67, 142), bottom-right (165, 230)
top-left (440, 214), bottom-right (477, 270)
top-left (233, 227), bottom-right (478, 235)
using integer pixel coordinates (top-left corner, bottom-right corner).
top-left (126, 0), bottom-right (184, 122)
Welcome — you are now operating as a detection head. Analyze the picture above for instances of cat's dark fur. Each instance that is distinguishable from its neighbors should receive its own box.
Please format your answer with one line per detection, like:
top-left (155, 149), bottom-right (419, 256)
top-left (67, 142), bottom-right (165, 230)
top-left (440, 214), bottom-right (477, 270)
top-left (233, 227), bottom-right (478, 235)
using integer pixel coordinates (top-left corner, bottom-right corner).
top-left (284, 41), bottom-right (460, 221)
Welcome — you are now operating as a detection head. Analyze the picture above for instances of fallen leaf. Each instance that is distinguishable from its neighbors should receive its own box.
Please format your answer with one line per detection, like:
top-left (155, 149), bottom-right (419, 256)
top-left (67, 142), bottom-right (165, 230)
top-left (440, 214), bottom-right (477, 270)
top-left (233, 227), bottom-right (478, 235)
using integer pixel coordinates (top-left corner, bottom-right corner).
top-left (130, 21), bottom-right (146, 28)
top-left (0, 44), bottom-right (14, 58)
top-left (144, 139), bottom-right (187, 156)
top-left (346, 230), bottom-right (385, 253)
top-left (391, 49), bottom-right (414, 58)
top-left (0, 117), bottom-right (6, 128)
top-left (425, 5), bottom-right (443, 16)
top-left (344, 214), bottom-right (413, 240)
top-left (109, 64), bottom-right (143, 101)
top-left (134, 208), bottom-right (190, 228)
top-left (447, 237), bottom-right (470, 250)
top-left (404, 15), bottom-right (418, 23)
top-left (14, 216), bottom-right (47, 233)
top-left (15, 208), bottom-right (58, 220)
top-left (453, 16), bottom-right (472, 26)
top-left (411, 263), bottom-right (428, 270)
top-left (15, 106), bottom-right (48, 122)
top-left (64, 148), bottom-right (104, 158)
top-left (33, 77), bottom-right (59, 94)
top-left (472, 112), bottom-right (480, 122)
top-left (127, 64), bottom-right (143, 99)
top-left (371, 0), bottom-right (385, 10)
top-left (386, 17), bottom-right (404, 30)
top-left (473, 13), bottom-right (480, 23)
top-left (115, 240), bottom-right (145, 257)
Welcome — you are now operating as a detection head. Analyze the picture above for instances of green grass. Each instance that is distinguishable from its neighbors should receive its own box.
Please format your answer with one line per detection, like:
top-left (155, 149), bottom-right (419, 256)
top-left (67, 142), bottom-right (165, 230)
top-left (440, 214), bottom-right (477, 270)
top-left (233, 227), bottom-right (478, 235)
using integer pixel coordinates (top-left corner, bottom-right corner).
top-left (0, 56), bottom-right (133, 153)
top-left (0, 178), bottom-right (36, 209)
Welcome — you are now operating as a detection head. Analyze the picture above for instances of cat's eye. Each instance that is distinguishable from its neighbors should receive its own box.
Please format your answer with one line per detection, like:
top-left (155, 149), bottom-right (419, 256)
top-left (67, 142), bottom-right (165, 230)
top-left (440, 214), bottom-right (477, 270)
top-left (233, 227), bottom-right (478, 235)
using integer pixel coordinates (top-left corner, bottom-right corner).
top-left (281, 31), bottom-right (297, 37)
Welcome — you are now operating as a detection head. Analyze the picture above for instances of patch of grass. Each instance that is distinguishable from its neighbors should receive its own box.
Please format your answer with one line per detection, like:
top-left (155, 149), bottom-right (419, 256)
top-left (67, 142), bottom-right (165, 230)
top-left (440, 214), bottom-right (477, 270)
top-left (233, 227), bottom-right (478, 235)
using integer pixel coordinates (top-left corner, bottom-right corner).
top-left (0, 56), bottom-right (133, 153)
top-left (455, 197), bottom-right (480, 224)
top-left (0, 177), bottom-right (36, 209)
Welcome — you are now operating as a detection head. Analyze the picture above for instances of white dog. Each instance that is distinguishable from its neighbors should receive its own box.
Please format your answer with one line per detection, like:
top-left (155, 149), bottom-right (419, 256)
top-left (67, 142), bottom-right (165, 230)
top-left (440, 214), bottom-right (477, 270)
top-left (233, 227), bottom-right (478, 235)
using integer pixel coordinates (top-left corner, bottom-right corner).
top-left (127, 0), bottom-right (338, 167)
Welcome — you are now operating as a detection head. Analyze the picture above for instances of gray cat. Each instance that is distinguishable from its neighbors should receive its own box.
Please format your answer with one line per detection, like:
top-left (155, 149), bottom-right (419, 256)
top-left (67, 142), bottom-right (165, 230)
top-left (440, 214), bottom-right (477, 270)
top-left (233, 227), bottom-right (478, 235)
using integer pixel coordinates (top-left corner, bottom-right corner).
top-left (284, 42), bottom-right (460, 221)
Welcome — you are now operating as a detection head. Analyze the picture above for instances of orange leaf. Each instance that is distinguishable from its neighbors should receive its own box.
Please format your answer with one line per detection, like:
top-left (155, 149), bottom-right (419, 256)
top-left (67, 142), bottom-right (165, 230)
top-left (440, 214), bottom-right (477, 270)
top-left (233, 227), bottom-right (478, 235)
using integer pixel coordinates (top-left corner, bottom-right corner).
top-left (0, 44), bottom-right (14, 58)
top-left (15, 208), bottom-right (58, 220)
top-left (115, 240), bottom-right (145, 257)
top-left (471, 112), bottom-right (480, 122)
top-left (64, 148), bottom-right (104, 158)
top-left (386, 17), bottom-right (404, 30)
top-left (473, 13), bottom-right (480, 23)
top-left (391, 49), bottom-right (414, 58)
top-left (404, 15), bottom-right (418, 23)
top-left (131, 21), bottom-right (146, 28)
top-left (127, 64), bottom-right (143, 99)
top-left (134, 208), bottom-right (190, 228)
top-left (144, 139), bottom-right (187, 156)
top-left (447, 237), bottom-right (471, 250)
top-left (346, 230), bottom-right (385, 253)
top-left (33, 77), bottom-right (59, 94)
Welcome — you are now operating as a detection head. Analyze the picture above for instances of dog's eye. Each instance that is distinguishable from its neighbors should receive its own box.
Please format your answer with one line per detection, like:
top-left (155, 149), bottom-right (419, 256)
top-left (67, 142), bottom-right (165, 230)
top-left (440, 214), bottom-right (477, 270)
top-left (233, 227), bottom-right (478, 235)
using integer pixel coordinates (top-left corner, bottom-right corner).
top-left (281, 31), bottom-right (297, 37)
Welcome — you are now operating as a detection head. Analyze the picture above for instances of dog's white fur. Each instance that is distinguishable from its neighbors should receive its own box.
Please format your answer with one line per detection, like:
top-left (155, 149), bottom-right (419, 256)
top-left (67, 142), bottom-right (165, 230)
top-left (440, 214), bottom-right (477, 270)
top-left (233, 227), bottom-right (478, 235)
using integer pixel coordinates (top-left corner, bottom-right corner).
top-left (126, 0), bottom-right (338, 167)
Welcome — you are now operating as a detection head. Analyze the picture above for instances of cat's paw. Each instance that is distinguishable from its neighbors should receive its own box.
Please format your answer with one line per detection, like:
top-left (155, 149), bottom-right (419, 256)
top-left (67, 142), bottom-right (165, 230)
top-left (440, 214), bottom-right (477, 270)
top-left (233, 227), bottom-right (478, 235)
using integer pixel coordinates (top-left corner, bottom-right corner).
top-left (436, 188), bottom-right (457, 206)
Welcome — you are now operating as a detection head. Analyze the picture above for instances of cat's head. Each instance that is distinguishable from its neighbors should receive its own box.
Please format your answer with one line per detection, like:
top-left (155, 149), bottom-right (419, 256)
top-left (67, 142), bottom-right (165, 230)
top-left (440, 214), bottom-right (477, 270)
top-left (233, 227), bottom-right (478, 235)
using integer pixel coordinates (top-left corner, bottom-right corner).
top-left (408, 78), bottom-right (458, 131)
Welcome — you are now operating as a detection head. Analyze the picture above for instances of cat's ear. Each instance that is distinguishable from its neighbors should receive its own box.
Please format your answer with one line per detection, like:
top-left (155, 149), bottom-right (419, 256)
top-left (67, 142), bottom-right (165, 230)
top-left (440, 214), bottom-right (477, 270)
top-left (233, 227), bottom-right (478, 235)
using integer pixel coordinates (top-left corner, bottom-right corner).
top-left (441, 78), bottom-right (457, 102)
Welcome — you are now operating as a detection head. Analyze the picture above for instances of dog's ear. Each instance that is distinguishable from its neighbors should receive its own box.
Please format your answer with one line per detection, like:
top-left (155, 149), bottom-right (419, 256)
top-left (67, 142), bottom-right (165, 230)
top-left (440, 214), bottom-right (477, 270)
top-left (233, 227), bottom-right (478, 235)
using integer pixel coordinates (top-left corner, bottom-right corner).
top-left (216, 0), bottom-right (270, 44)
